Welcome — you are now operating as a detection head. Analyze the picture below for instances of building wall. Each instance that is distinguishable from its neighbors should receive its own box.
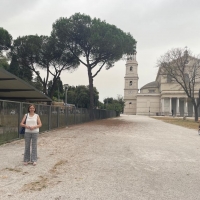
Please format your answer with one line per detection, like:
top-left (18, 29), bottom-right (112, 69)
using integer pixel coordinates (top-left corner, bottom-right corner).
top-left (136, 95), bottom-right (160, 116)
top-left (140, 87), bottom-right (159, 94)
top-left (158, 74), bottom-right (200, 99)
top-left (124, 100), bottom-right (137, 114)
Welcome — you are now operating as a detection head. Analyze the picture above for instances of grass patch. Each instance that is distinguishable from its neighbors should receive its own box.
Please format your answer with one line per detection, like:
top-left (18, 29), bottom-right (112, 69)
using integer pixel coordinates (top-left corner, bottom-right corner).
top-left (22, 176), bottom-right (49, 192)
top-left (152, 117), bottom-right (199, 130)
top-left (0, 131), bottom-right (19, 145)
top-left (4, 167), bottom-right (22, 173)
top-left (49, 160), bottom-right (68, 174)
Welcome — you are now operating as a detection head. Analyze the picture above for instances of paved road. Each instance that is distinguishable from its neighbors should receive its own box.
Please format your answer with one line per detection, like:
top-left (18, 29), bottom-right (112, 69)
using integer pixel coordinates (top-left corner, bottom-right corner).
top-left (0, 115), bottom-right (200, 200)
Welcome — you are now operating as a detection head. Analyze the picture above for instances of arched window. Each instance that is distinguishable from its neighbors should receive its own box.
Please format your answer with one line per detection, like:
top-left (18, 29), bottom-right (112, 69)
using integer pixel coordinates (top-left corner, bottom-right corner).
top-left (129, 81), bottom-right (132, 86)
top-left (130, 66), bottom-right (133, 71)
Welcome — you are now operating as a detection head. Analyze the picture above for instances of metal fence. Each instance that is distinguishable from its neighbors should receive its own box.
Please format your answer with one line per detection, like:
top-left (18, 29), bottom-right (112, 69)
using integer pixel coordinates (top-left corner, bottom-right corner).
top-left (0, 100), bottom-right (117, 145)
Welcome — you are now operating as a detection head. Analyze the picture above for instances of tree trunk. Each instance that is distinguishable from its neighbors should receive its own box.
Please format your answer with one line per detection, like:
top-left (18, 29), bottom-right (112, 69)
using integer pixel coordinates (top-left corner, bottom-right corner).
top-left (194, 106), bottom-right (198, 122)
top-left (191, 98), bottom-right (199, 121)
top-left (194, 102), bottom-right (199, 122)
top-left (87, 66), bottom-right (95, 120)
top-left (43, 83), bottom-right (47, 95)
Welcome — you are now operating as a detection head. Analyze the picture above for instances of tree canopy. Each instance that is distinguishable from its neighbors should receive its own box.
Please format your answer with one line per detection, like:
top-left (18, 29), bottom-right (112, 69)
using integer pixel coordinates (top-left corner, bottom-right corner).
top-left (103, 95), bottom-right (125, 115)
top-left (52, 13), bottom-right (136, 119)
top-left (48, 78), bottom-right (64, 101)
top-left (0, 27), bottom-right (12, 55)
top-left (0, 56), bottom-right (9, 69)
top-left (65, 85), bottom-right (99, 108)
top-left (10, 35), bottom-right (79, 99)
top-left (8, 54), bottom-right (33, 82)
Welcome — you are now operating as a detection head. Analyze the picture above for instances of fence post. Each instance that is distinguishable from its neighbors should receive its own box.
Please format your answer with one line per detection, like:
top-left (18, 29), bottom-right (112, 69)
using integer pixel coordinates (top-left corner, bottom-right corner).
top-left (65, 106), bottom-right (67, 126)
top-left (74, 107), bottom-right (76, 124)
top-left (57, 107), bottom-right (60, 128)
top-left (67, 107), bottom-right (69, 126)
top-left (18, 102), bottom-right (23, 137)
top-left (48, 106), bottom-right (51, 131)
top-left (80, 108), bottom-right (82, 123)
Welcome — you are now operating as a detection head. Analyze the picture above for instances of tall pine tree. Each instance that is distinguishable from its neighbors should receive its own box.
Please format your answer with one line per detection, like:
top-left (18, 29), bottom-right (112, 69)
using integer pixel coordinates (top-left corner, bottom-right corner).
top-left (9, 55), bottom-right (32, 82)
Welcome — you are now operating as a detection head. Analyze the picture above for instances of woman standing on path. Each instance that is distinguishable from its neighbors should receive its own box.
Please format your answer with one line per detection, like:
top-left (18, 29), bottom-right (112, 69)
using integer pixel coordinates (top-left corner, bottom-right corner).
top-left (20, 104), bottom-right (42, 166)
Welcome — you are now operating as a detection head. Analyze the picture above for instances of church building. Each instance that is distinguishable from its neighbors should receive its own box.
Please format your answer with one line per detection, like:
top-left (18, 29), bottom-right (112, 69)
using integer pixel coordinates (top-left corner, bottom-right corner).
top-left (123, 52), bottom-right (200, 117)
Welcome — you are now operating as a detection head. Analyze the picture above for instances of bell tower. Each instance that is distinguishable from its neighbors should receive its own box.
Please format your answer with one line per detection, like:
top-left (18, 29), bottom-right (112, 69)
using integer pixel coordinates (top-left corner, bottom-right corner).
top-left (124, 52), bottom-right (138, 114)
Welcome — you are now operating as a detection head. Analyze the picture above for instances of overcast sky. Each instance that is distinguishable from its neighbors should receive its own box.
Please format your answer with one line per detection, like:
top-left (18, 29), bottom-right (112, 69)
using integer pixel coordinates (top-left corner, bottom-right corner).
top-left (1, 0), bottom-right (200, 102)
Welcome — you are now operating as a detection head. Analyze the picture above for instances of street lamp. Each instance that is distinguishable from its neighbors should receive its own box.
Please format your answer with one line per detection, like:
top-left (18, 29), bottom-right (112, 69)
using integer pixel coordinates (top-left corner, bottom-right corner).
top-left (64, 84), bottom-right (69, 106)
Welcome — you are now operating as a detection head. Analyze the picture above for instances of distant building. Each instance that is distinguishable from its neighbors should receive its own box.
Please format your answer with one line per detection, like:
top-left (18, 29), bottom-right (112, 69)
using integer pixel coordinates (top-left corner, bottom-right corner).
top-left (123, 53), bottom-right (200, 117)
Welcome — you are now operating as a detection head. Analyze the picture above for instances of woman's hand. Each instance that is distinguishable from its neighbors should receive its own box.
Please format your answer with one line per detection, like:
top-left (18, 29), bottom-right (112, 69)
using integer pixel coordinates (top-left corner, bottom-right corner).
top-left (29, 126), bottom-right (37, 130)
top-left (26, 126), bottom-right (31, 129)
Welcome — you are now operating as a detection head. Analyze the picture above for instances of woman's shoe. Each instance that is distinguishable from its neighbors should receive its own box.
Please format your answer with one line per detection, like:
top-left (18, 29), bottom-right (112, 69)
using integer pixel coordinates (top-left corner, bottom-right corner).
top-left (24, 162), bottom-right (28, 166)
top-left (33, 162), bottom-right (37, 166)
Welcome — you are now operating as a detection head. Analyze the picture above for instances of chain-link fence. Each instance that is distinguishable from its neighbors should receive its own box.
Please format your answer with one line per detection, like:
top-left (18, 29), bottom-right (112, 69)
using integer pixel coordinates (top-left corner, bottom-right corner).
top-left (0, 100), bottom-right (117, 145)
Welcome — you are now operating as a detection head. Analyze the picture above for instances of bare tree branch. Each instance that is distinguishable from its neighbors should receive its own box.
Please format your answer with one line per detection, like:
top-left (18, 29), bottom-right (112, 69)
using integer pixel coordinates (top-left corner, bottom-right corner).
top-left (157, 47), bottom-right (200, 121)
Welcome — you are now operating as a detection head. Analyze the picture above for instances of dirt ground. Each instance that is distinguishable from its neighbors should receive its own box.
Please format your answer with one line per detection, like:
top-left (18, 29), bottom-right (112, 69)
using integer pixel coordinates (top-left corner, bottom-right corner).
top-left (0, 115), bottom-right (200, 200)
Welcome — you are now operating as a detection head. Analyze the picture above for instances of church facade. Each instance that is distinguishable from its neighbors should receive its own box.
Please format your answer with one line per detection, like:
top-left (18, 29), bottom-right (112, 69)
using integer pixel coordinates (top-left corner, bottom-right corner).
top-left (123, 53), bottom-right (200, 117)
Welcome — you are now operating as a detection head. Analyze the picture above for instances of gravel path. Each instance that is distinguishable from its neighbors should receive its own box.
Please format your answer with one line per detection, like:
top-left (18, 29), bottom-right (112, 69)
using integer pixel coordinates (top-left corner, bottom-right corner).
top-left (0, 115), bottom-right (200, 200)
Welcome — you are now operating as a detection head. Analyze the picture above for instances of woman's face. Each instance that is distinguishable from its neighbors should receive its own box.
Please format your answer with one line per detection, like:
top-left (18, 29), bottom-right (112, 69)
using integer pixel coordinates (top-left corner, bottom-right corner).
top-left (29, 106), bottom-right (35, 112)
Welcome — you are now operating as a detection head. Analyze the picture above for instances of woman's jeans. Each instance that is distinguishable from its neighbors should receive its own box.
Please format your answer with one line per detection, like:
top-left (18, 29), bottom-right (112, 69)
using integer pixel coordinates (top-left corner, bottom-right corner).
top-left (24, 132), bottom-right (38, 162)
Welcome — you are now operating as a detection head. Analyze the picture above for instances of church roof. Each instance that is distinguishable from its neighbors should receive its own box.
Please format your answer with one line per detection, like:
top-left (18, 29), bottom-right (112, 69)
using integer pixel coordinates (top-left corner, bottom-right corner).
top-left (140, 81), bottom-right (159, 89)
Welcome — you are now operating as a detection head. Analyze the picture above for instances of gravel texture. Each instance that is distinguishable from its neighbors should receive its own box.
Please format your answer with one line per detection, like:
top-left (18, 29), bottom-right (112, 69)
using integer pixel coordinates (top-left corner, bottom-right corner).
top-left (0, 115), bottom-right (200, 200)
